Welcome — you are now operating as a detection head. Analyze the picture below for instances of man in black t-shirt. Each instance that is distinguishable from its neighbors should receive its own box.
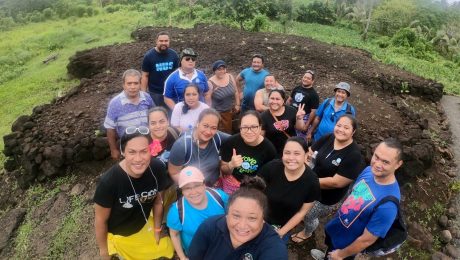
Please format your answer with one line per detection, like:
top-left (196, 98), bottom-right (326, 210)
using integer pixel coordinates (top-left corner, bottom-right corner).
top-left (287, 70), bottom-right (319, 140)
top-left (141, 31), bottom-right (179, 109)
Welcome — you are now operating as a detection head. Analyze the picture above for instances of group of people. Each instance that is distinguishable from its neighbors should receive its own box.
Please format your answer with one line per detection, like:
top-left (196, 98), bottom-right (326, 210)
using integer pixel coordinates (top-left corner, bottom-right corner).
top-left (94, 31), bottom-right (404, 260)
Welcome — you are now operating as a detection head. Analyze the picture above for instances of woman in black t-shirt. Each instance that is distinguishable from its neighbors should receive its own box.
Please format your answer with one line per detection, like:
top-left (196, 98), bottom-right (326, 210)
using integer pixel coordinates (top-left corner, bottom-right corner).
top-left (94, 127), bottom-right (174, 259)
top-left (258, 137), bottom-right (321, 242)
top-left (291, 114), bottom-right (365, 243)
top-left (220, 110), bottom-right (277, 194)
top-left (261, 90), bottom-right (304, 156)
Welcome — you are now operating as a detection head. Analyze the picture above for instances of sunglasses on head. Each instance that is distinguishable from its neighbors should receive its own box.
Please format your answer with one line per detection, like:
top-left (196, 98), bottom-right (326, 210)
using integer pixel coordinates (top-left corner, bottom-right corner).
top-left (184, 56), bottom-right (196, 62)
top-left (306, 70), bottom-right (315, 75)
top-left (125, 126), bottom-right (150, 135)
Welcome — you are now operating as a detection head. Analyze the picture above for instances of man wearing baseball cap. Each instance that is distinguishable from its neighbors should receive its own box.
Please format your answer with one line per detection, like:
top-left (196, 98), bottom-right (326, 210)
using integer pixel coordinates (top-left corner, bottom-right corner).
top-left (167, 166), bottom-right (228, 259)
top-left (308, 82), bottom-right (356, 142)
top-left (163, 48), bottom-right (210, 110)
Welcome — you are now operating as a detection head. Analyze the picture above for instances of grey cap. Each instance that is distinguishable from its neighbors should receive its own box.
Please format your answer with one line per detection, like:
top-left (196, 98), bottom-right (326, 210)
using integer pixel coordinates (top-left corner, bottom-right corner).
top-left (334, 82), bottom-right (351, 96)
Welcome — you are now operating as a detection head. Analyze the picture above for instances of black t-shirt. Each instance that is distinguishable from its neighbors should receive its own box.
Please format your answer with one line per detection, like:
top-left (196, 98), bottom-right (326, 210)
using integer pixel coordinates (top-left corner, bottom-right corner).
top-left (93, 158), bottom-right (171, 236)
top-left (312, 134), bottom-right (365, 205)
top-left (258, 160), bottom-right (321, 226)
top-left (220, 134), bottom-right (277, 181)
top-left (290, 85), bottom-right (320, 114)
top-left (261, 106), bottom-right (297, 156)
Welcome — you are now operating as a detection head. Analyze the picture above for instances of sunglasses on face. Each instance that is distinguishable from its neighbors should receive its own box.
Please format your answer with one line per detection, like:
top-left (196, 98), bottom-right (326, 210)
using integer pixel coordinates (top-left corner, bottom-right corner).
top-left (125, 126), bottom-right (150, 135)
top-left (184, 56), bottom-right (196, 62)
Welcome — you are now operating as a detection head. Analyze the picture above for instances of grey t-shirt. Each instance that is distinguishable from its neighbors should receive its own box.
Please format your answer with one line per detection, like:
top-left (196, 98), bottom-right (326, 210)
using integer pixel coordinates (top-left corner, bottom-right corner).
top-left (169, 131), bottom-right (230, 185)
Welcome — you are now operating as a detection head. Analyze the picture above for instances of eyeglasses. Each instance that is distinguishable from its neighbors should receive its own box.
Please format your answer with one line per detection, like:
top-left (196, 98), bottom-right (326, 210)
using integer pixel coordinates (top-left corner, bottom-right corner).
top-left (240, 125), bottom-right (260, 133)
top-left (184, 56), bottom-right (196, 62)
top-left (125, 126), bottom-right (150, 135)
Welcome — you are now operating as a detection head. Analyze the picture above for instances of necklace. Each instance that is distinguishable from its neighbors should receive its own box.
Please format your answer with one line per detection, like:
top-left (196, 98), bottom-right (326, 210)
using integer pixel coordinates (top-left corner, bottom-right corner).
top-left (124, 164), bottom-right (159, 232)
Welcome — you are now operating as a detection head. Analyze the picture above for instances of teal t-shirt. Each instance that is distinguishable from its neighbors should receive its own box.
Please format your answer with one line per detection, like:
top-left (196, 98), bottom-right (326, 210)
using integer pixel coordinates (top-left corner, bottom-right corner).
top-left (166, 189), bottom-right (228, 255)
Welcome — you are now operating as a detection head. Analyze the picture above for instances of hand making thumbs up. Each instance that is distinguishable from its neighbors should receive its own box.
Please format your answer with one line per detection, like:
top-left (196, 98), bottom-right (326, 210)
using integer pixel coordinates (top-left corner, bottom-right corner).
top-left (228, 148), bottom-right (243, 170)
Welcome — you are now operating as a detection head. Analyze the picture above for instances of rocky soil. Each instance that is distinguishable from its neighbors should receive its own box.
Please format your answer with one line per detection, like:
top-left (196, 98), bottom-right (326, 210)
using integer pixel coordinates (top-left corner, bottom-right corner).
top-left (1, 24), bottom-right (458, 259)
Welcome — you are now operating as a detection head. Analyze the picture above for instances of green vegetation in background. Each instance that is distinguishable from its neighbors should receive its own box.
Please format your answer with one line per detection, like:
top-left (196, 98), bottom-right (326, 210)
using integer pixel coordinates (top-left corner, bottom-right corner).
top-left (0, 5), bottom-right (159, 151)
top-left (266, 21), bottom-right (460, 95)
top-left (1, 0), bottom-right (459, 156)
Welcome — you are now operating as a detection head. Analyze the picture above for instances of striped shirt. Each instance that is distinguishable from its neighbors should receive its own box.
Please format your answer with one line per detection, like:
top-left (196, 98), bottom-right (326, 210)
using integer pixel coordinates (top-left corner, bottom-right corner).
top-left (104, 91), bottom-right (154, 137)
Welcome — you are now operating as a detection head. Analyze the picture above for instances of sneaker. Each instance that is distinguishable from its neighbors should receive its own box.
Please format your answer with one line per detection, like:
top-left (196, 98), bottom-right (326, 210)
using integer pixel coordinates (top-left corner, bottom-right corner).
top-left (310, 249), bottom-right (326, 260)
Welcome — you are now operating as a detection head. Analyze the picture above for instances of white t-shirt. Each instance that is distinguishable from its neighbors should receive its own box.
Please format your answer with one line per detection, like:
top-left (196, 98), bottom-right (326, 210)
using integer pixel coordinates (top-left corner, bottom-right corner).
top-left (171, 101), bottom-right (209, 131)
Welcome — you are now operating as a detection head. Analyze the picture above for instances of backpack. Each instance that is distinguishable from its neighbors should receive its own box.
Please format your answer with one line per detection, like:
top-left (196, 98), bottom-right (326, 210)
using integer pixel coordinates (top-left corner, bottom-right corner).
top-left (324, 98), bottom-right (353, 115)
top-left (177, 187), bottom-right (225, 224)
top-left (183, 130), bottom-right (222, 165)
top-left (363, 196), bottom-right (408, 257)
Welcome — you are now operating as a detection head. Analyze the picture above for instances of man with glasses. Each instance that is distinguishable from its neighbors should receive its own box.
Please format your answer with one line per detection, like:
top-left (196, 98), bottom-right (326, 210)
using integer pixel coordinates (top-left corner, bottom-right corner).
top-left (288, 70), bottom-right (320, 140)
top-left (236, 54), bottom-right (270, 112)
top-left (307, 82), bottom-right (356, 143)
top-left (141, 31), bottom-right (179, 110)
top-left (163, 48), bottom-right (210, 110)
top-left (104, 69), bottom-right (154, 160)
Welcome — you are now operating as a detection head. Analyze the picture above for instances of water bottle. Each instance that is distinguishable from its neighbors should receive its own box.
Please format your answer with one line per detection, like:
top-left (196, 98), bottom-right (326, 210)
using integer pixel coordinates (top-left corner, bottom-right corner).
top-left (308, 151), bottom-right (318, 170)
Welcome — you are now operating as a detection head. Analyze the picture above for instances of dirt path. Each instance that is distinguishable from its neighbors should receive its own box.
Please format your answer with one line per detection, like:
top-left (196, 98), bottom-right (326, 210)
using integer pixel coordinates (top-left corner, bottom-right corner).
top-left (441, 95), bottom-right (460, 247)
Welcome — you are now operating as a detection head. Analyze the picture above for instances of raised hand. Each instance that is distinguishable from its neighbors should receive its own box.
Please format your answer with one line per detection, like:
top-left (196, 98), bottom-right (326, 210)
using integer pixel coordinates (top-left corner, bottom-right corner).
top-left (296, 103), bottom-right (306, 119)
top-left (229, 148), bottom-right (243, 170)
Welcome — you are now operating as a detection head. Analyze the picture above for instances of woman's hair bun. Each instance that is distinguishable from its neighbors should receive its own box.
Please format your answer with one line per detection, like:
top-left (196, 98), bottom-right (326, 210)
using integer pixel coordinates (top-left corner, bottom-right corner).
top-left (239, 176), bottom-right (266, 191)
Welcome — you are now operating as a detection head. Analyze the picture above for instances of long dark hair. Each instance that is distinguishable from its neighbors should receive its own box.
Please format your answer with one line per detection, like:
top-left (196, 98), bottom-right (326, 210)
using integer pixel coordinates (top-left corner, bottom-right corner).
top-left (183, 83), bottom-right (201, 114)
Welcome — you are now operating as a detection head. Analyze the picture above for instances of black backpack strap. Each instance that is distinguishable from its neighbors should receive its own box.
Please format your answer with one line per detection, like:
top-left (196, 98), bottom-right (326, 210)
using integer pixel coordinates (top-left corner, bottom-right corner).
top-left (373, 195), bottom-right (401, 218)
top-left (206, 187), bottom-right (225, 208)
top-left (177, 196), bottom-right (185, 224)
top-left (345, 102), bottom-right (353, 115)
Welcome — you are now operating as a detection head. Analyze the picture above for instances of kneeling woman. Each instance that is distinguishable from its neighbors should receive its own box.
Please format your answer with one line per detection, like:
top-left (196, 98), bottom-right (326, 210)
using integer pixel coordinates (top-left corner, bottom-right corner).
top-left (188, 177), bottom-right (288, 259)
top-left (94, 126), bottom-right (174, 259)
top-left (167, 166), bottom-right (229, 259)
top-left (258, 137), bottom-right (321, 242)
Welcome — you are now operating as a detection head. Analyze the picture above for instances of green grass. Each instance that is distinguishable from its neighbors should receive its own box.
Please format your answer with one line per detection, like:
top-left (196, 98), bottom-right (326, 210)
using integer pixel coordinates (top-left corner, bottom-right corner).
top-left (47, 195), bottom-right (86, 259)
top-left (0, 6), bottom-right (160, 151)
top-left (267, 21), bottom-right (460, 95)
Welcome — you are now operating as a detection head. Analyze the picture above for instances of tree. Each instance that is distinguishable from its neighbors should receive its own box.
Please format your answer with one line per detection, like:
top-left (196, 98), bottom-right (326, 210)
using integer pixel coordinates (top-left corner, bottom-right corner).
top-left (231, 0), bottom-right (259, 30)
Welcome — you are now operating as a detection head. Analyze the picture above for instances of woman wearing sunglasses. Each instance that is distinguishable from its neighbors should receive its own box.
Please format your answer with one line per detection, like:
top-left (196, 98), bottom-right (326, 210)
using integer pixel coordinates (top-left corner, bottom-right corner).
top-left (171, 83), bottom-right (209, 133)
top-left (94, 126), bottom-right (174, 260)
top-left (168, 108), bottom-right (230, 187)
top-left (219, 110), bottom-right (277, 194)
top-left (163, 48), bottom-right (211, 111)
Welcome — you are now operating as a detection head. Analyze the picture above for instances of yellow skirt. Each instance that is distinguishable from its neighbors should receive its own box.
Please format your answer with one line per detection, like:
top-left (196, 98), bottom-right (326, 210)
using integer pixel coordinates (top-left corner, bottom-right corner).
top-left (108, 215), bottom-right (174, 260)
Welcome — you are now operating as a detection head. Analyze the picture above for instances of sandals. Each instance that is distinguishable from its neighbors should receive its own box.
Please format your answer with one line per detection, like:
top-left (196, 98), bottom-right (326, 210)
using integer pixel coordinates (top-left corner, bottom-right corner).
top-left (290, 231), bottom-right (311, 243)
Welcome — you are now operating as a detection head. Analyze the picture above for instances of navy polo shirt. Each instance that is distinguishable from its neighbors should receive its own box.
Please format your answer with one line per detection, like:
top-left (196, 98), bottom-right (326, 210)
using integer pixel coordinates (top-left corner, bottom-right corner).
top-left (188, 215), bottom-right (288, 260)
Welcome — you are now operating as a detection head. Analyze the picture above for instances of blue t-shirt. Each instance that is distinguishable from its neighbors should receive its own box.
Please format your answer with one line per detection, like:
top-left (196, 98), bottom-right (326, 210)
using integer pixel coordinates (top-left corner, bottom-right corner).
top-left (189, 215), bottom-right (288, 260)
top-left (141, 48), bottom-right (179, 94)
top-left (240, 68), bottom-right (269, 111)
top-left (325, 166), bottom-right (400, 250)
top-left (314, 97), bottom-right (356, 140)
top-left (166, 189), bottom-right (229, 254)
top-left (163, 69), bottom-right (209, 103)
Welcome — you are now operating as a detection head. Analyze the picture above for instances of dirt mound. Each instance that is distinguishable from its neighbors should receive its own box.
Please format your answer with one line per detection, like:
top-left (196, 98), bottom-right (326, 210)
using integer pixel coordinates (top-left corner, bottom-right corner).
top-left (1, 24), bottom-right (457, 258)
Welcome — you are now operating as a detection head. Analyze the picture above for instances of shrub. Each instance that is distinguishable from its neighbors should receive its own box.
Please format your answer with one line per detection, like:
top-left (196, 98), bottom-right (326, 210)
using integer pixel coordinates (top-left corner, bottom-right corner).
top-left (372, 0), bottom-right (417, 36)
top-left (0, 16), bottom-right (16, 31)
top-left (43, 8), bottom-right (55, 20)
top-left (251, 14), bottom-right (269, 32)
top-left (296, 2), bottom-right (336, 25)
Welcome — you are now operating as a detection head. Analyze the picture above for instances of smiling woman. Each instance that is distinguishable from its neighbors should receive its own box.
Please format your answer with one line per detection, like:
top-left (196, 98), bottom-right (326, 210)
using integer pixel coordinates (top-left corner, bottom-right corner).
top-left (188, 177), bottom-right (288, 259)
top-left (93, 131), bottom-right (174, 259)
